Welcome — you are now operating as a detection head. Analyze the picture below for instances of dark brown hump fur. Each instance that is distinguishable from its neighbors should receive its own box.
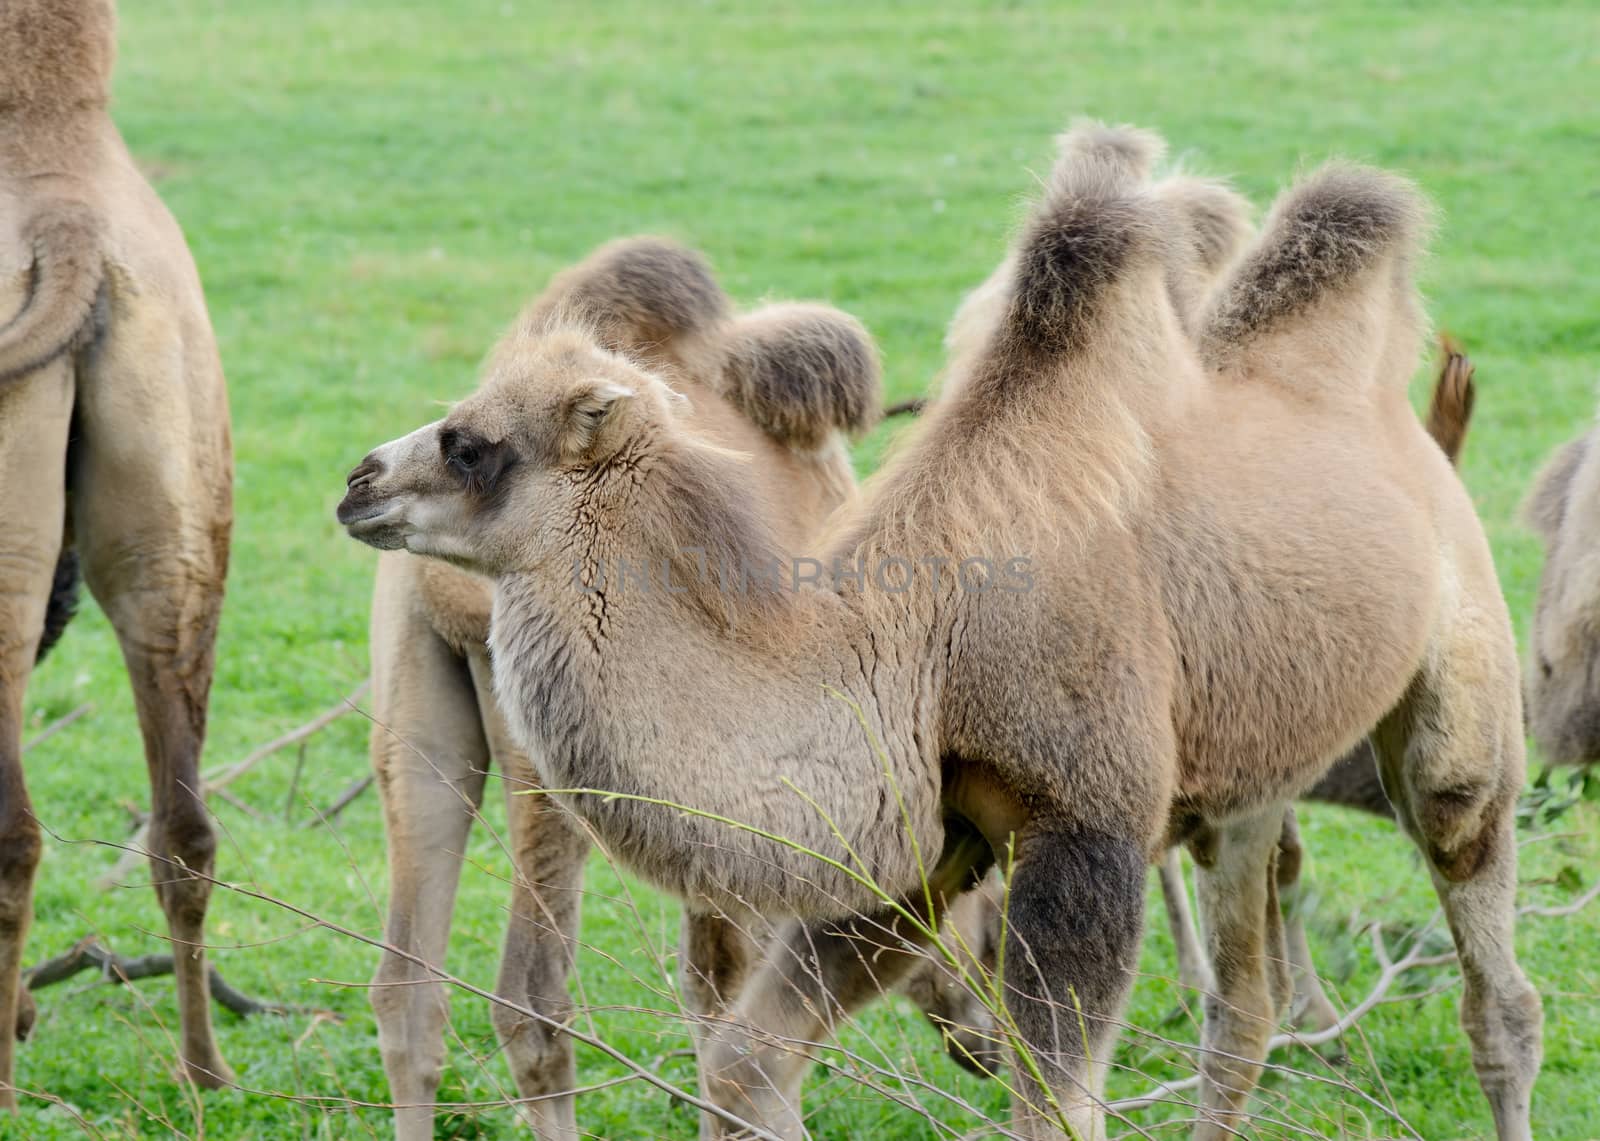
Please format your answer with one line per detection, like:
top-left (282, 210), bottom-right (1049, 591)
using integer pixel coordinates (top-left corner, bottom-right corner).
top-left (1201, 163), bottom-right (1430, 361)
top-left (720, 303), bottom-right (881, 450)
top-left (998, 122), bottom-right (1171, 361)
top-left (519, 236), bottom-right (730, 357)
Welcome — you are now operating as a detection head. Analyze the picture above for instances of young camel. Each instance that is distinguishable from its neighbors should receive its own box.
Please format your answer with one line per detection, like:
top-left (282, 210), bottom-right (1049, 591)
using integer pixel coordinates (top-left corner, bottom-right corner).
top-left (0, 0), bottom-right (233, 1103)
top-left (337, 125), bottom-right (1539, 1140)
top-left (366, 235), bottom-right (1000, 1138)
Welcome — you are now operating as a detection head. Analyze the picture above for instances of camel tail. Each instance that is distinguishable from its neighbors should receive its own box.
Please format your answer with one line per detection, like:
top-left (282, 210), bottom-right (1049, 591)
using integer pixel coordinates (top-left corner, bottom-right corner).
top-left (1201, 163), bottom-right (1431, 368)
top-left (1000, 121), bottom-right (1172, 360)
top-left (34, 548), bottom-right (81, 664)
top-left (520, 235), bottom-right (731, 353)
top-left (721, 303), bottom-right (882, 449)
top-left (1426, 334), bottom-right (1476, 465)
top-left (0, 201), bottom-right (104, 385)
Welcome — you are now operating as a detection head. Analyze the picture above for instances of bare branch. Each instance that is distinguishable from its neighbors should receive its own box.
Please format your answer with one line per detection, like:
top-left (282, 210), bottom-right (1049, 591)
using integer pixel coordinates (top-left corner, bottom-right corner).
top-left (1108, 920), bottom-right (1458, 1115)
top-left (22, 703), bottom-right (93, 754)
top-left (1520, 878), bottom-right (1600, 918)
top-left (23, 937), bottom-right (307, 1018)
top-left (300, 773), bottom-right (375, 830)
top-left (204, 680), bottom-right (370, 792)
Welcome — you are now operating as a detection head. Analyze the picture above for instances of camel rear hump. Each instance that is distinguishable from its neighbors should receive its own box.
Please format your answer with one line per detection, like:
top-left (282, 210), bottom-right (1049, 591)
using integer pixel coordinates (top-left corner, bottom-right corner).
top-left (514, 235), bottom-right (731, 358)
top-left (1200, 163), bottom-right (1432, 393)
top-left (719, 302), bottom-right (881, 449)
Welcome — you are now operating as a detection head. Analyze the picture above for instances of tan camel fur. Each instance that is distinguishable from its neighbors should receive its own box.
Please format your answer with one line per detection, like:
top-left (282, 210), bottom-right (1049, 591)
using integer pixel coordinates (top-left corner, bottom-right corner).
top-left (364, 236), bottom-right (994, 1139)
top-left (338, 124), bottom-right (1539, 1140)
top-left (1159, 342), bottom-right (1476, 1025)
top-left (1521, 407), bottom-right (1600, 767)
top-left (0, 0), bottom-right (232, 1104)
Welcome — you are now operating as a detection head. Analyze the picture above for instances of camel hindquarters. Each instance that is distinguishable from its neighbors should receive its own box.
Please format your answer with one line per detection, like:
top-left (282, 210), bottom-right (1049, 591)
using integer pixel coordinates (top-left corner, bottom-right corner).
top-left (68, 289), bottom-right (233, 1090)
top-left (1370, 623), bottom-right (1540, 1141)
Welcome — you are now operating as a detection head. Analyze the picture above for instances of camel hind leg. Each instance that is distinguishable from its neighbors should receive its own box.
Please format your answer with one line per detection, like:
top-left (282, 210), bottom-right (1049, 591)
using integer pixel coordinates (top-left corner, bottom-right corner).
top-left (1188, 805), bottom-right (1294, 1141)
top-left (72, 323), bottom-right (232, 1090)
top-left (1372, 631), bottom-right (1541, 1141)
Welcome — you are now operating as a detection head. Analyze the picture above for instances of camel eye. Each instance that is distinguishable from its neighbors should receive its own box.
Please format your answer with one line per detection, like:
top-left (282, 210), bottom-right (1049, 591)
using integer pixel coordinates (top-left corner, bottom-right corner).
top-left (440, 429), bottom-right (481, 473)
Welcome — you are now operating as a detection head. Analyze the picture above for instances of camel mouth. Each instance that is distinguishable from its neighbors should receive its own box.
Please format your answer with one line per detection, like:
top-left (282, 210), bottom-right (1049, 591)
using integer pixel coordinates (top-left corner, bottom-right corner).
top-left (336, 495), bottom-right (408, 550)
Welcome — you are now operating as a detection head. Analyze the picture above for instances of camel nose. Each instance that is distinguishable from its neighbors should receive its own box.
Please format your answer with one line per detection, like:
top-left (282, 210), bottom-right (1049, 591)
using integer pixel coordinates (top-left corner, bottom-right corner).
top-left (346, 455), bottom-right (382, 490)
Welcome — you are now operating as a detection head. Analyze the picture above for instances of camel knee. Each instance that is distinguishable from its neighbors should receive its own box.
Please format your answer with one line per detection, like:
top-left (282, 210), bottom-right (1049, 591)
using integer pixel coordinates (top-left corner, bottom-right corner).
top-left (493, 1002), bottom-right (574, 1093)
top-left (1411, 777), bottom-right (1510, 883)
top-left (371, 962), bottom-right (448, 1092)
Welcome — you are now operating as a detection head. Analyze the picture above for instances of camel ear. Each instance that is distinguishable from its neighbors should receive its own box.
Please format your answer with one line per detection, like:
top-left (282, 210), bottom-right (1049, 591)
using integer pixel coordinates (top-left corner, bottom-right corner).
top-left (562, 380), bottom-right (635, 458)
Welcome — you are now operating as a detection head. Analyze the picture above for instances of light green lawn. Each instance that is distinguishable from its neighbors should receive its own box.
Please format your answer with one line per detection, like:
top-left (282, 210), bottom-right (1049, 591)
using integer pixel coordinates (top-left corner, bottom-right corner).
top-left (12, 1), bottom-right (1600, 1137)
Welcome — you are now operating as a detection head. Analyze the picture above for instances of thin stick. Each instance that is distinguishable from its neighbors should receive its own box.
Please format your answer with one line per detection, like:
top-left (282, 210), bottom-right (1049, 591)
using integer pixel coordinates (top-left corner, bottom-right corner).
top-left (22, 703), bottom-right (93, 754)
top-left (97, 820), bottom-right (149, 890)
top-left (883, 397), bottom-right (927, 417)
top-left (212, 786), bottom-right (261, 819)
top-left (204, 680), bottom-right (370, 792)
top-left (1108, 922), bottom-right (1456, 1114)
top-left (284, 741), bottom-right (308, 822)
top-left (23, 937), bottom-right (300, 1017)
top-left (301, 773), bottom-right (374, 830)
top-left (1520, 878), bottom-right (1600, 918)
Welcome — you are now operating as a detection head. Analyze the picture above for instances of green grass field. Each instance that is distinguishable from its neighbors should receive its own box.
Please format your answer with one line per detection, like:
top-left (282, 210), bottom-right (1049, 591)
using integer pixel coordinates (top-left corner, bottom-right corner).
top-left (12, 1), bottom-right (1600, 1137)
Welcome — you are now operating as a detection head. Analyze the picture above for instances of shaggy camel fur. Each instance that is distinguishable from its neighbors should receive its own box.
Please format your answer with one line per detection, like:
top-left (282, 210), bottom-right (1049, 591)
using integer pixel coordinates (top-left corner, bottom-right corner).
top-left (364, 236), bottom-right (994, 1139)
top-left (338, 125), bottom-right (1539, 1140)
top-left (0, 0), bottom-right (232, 1103)
top-left (1522, 412), bottom-right (1600, 767)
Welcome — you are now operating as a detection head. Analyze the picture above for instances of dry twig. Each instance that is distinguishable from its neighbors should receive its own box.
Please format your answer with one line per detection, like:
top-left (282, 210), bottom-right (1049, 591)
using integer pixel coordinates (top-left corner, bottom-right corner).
top-left (204, 679), bottom-right (369, 792)
top-left (22, 703), bottom-right (93, 754)
top-left (23, 937), bottom-right (305, 1018)
top-left (301, 773), bottom-right (374, 830)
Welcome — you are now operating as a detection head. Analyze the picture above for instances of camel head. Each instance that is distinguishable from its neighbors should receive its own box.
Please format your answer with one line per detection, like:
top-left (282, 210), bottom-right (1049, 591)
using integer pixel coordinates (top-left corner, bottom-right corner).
top-left (338, 327), bottom-right (688, 576)
top-left (1524, 430), bottom-right (1600, 767)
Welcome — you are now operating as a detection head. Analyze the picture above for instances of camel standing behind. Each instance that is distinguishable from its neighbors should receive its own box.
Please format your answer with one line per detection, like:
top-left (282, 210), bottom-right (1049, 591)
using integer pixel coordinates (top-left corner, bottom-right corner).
top-left (365, 236), bottom-right (998, 1139)
top-left (1523, 412), bottom-right (1600, 767)
top-left (338, 126), bottom-right (1539, 1140)
top-left (0, 0), bottom-right (233, 1103)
